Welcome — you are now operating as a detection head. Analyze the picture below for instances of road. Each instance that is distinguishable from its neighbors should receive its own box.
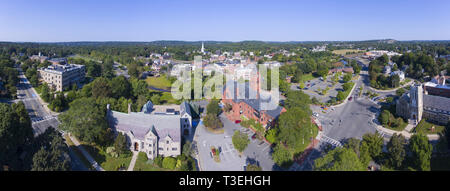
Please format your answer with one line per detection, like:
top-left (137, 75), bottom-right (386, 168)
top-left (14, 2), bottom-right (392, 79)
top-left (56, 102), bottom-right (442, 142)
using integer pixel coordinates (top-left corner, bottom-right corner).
top-left (16, 67), bottom-right (60, 136)
top-left (16, 66), bottom-right (89, 171)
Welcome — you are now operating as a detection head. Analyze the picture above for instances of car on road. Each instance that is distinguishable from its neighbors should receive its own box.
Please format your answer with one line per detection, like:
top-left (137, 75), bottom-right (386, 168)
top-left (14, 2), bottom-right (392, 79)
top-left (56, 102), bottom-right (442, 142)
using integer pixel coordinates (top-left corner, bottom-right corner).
top-left (235, 120), bottom-right (241, 124)
top-left (313, 112), bottom-right (319, 117)
top-left (348, 97), bottom-right (352, 101)
top-left (251, 134), bottom-right (257, 140)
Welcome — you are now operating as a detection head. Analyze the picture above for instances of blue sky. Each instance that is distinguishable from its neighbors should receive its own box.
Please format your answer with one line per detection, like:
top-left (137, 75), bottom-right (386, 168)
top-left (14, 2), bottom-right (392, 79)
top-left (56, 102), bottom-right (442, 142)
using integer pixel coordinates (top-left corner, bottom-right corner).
top-left (0, 0), bottom-right (449, 42)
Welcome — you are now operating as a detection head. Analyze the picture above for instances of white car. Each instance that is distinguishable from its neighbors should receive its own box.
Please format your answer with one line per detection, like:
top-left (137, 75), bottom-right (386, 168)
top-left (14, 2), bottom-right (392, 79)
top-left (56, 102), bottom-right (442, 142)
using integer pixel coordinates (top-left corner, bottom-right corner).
top-left (313, 112), bottom-right (319, 117)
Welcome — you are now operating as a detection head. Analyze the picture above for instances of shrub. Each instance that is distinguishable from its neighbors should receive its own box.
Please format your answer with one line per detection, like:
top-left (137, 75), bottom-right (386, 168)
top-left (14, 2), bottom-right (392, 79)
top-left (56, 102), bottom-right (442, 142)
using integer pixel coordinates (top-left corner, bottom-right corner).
top-left (162, 157), bottom-right (177, 170)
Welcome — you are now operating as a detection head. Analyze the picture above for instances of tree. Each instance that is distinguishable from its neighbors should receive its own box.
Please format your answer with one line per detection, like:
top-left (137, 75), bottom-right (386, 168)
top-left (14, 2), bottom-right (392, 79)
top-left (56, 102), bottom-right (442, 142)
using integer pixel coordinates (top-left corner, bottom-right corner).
top-left (359, 141), bottom-right (371, 167)
top-left (361, 132), bottom-right (384, 160)
top-left (343, 73), bottom-right (352, 82)
top-left (344, 138), bottom-right (361, 156)
top-left (272, 144), bottom-right (293, 168)
top-left (182, 141), bottom-right (193, 157)
top-left (246, 164), bottom-right (262, 171)
top-left (203, 114), bottom-right (223, 129)
top-left (41, 83), bottom-right (51, 102)
top-left (0, 103), bottom-right (34, 169)
top-left (206, 99), bottom-right (221, 116)
top-left (284, 90), bottom-right (311, 110)
top-left (336, 91), bottom-right (346, 101)
top-left (386, 134), bottom-right (406, 169)
top-left (114, 133), bottom-right (129, 155)
top-left (58, 97), bottom-right (110, 145)
top-left (409, 133), bottom-right (432, 171)
top-left (162, 157), bottom-right (177, 170)
top-left (380, 110), bottom-right (390, 125)
top-left (150, 94), bottom-right (161, 105)
top-left (92, 77), bottom-right (112, 98)
top-left (110, 76), bottom-right (131, 99)
top-left (128, 63), bottom-right (140, 78)
top-left (31, 128), bottom-right (71, 171)
top-left (314, 147), bottom-right (365, 171)
top-left (232, 131), bottom-right (250, 153)
top-left (342, 82), bottom-right (353, 91)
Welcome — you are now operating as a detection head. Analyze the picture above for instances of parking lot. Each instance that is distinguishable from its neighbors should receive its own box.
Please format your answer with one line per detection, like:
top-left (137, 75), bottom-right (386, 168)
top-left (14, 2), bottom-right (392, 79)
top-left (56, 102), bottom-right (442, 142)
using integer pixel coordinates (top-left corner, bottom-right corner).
top-left (194, 113), bottom-right (275, 171)
top-left (291, 74), bottom-right (348, 103)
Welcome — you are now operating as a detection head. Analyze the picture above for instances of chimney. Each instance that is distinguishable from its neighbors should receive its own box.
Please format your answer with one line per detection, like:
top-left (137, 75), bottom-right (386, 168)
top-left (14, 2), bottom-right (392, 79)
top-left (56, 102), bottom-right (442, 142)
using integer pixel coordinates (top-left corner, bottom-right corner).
top-left (128, 103), bottom-right (132, 114)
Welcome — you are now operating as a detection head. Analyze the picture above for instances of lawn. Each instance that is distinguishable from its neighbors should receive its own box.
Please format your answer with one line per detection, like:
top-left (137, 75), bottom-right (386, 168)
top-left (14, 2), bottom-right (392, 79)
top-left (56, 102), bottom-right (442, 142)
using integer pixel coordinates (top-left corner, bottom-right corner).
top-left (133, 152), bottom-right (171, 171)
top-left (300, 73), bottom-right (315, 83)
top-left (145, 74), bottom-right (172, 90)
top-left (332, 49), bottom-right (361, 56)
top-left (413, 120), bottom-right (445, 135)
top-left (383, 121), bottom-right (408, 132)
top-left (82, 143), bottom-right (133, 171)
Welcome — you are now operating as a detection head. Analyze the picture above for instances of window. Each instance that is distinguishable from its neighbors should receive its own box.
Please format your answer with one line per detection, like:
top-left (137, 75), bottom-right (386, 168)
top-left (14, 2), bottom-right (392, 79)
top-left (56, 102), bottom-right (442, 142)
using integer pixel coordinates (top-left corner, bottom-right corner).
top-left (172, 147), bottom-right (177, 151)
top-left (166, 140), bottom-right (169, 144)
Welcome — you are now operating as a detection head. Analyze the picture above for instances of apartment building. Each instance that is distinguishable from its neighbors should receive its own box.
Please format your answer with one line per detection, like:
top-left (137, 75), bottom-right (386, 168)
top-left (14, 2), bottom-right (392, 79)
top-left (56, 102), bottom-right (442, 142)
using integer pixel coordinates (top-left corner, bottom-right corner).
top-left (38, 63), bottom-right (85, 91)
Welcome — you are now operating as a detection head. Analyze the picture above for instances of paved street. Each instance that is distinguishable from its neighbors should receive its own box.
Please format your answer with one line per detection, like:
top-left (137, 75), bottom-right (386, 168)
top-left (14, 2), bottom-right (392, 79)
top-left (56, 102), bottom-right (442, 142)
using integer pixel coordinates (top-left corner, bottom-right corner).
top-left (16, 67), bottom-right (60, 136)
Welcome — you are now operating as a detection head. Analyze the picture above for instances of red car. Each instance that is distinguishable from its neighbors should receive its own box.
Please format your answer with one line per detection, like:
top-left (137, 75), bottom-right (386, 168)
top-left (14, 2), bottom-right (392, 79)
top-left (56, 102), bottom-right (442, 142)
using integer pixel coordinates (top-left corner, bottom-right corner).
top-left (211, 148), bottom-right (216, 155)
top-left (235, 120), bottom-right (241, 124)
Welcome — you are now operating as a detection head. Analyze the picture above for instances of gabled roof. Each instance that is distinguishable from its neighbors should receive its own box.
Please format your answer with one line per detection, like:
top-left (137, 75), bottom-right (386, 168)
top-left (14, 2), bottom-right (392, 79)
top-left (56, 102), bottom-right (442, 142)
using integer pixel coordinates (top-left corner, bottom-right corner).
top-left (108, 110), bottom-right (181, 142)
top-left (180, 101), bottom-right (192, 117)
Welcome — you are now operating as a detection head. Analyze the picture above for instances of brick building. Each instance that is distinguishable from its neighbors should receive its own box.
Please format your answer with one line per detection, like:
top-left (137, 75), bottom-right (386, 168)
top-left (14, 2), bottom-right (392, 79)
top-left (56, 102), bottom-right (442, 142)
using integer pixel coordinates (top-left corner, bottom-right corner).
top-left (222, 80), bottom-right (286, 129)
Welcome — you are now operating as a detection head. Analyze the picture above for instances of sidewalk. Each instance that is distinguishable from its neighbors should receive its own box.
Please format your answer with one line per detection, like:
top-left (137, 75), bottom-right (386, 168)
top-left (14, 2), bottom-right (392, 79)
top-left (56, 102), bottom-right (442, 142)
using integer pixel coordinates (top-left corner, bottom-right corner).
top-left (127, 151), bottom-right (139, 171)
top-left (374, 123), bottom-right (440, 141)
top-left (67, 134), bottom-right (105, 171)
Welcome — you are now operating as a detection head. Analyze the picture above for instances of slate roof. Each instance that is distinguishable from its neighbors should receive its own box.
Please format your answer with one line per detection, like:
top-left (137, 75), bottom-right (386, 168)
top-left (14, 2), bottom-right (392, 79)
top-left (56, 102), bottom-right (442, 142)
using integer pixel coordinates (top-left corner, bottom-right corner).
top-left (108, 110), bottom-right (181, 142)
top-left (423, 94), bottom-right (450, 112)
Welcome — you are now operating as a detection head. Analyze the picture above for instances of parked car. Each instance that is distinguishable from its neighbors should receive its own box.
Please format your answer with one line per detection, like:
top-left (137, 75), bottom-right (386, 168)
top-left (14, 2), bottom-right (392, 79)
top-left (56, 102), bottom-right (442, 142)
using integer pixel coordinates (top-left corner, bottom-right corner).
top-left (348, 97), bottom-right (352, 101)
top-left (251, 134), bottom-right (257, 140)
top-left (235, 120), bottom-right (241, 124)
top-left (211, 148), bottom-right (216, 155)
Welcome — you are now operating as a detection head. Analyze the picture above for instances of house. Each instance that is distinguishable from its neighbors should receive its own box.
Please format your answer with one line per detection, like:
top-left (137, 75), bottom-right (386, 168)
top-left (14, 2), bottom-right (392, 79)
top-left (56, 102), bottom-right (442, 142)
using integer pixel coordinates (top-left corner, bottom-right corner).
top-left (390, 71), bottom-right (405, 81)
top-left (383, 65), bottom-right (392, 75)
top-left (107, 101), bottom-right (193, 160)
top-left (222, 81), bottom-right (286, 129)
top-left (328, 67), bottom-right (354, 75)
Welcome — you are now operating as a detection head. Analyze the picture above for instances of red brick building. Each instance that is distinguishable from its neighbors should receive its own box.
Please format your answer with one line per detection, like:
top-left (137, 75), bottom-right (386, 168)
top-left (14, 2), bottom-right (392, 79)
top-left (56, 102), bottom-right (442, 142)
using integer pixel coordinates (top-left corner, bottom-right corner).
top-left (222, 81), bottom-right (286, 129)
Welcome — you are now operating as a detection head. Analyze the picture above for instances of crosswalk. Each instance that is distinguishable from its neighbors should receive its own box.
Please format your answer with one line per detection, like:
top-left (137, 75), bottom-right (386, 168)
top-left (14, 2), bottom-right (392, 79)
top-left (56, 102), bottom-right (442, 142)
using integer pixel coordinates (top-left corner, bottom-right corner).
top-left (320, 134), bottom-right (343, 147)
top-left (31, 115), bottom-right (57, 124)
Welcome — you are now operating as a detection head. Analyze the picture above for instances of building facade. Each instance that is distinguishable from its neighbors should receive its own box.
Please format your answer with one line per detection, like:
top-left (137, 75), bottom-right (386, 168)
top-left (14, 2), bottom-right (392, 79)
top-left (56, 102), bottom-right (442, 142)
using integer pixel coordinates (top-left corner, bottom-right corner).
top-left (396, 83), bottom-right (450, 125)
top-left (107, 101), bottom-right (193, 159)
top-left (39, 64), bottom-right (85, 91)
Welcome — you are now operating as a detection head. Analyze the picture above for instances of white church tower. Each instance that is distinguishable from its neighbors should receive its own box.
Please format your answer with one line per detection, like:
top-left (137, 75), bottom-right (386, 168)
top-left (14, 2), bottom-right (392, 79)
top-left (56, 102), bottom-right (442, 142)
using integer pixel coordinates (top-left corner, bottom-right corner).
top-left (201, 42), bottom-right (205, 54)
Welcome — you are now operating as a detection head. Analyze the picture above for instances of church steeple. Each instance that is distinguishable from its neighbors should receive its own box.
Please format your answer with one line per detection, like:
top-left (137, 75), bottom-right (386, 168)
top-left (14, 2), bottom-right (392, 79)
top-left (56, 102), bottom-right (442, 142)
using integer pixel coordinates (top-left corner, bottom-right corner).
top-left (201, 42), bottom-right (205, 53)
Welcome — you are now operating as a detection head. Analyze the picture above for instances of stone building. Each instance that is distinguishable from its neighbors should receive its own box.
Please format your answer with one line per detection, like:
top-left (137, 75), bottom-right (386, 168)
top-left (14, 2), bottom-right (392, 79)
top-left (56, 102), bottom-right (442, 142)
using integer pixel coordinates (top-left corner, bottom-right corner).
top-left (38, 63), bottom-right (85, 91)
top-left (107, 101), bottom-right (193, 159)
top-left (396, 83), bottom-right (450, 125)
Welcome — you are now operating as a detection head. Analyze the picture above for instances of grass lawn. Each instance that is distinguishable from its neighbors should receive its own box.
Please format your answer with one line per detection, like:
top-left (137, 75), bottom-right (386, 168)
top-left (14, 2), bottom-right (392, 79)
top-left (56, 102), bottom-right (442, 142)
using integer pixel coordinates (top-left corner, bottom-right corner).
top-left (332, 49), bottom-right (361, 56)
top-left (431, 154), bottom-right (450, 171)
top-left (300, 73), bottom-right (315, 82)
top-left (383, 121), bottom-right (408, 132)
top-left (82, 143), bottom-right (132, 171)
top-left (133, 152), bottom-right (171, 171)
top-left (145, 74), bottom-right (172, 90)
top-left (413, 120), bottom-right (445, 135)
